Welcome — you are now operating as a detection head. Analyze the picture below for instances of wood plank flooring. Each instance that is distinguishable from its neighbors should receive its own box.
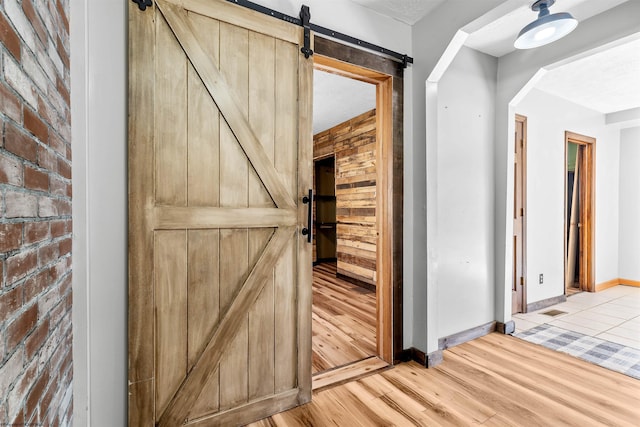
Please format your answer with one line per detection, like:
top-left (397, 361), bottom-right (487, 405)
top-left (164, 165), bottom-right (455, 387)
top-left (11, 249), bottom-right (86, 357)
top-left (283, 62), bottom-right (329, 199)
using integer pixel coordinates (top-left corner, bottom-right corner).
top-left (312, 263), bottom-right (377, 374)
top-left (312, 356), bottom-right (389, 391)
top-left (566, 285), bottom-right (582, 296)
top-left (249, 333), bottom-right (640, 426)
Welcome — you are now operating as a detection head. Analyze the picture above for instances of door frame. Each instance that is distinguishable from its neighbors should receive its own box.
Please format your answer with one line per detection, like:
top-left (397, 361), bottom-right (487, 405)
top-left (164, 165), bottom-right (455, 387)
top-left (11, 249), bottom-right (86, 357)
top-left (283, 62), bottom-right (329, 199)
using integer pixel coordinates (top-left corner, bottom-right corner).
top-left (512, 114), bottom-right (527, 313)
top-left (564, 131), bottom-right (596, 293)
top-left (313, 36), bottom-right (403, 363)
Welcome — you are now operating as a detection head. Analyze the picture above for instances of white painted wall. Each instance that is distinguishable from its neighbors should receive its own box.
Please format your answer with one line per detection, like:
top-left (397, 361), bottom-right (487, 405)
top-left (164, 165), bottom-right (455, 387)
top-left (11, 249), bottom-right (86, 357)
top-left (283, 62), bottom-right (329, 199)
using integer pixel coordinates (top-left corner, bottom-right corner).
top-left (70, 0), bottom-right (88, 424)
top-left (516, 89), bottom-right (621, 304)
top-left (596, 124), bottom-right (622, 285)
top-left (409, 1), bottom-right (639, 351)
top-left (495, 2), bottom-right (640, 323)
top-left (436, 46), bottom-right (497, 337)
top-left (250, 0), bottom-right (410, 54)
top-left (619, 127), bottom-right (640, 281)
top-left (411, 0), bottom-right (503, 353)
top-left (70, 0), bottom-right (411, 423)
top-left (71, 0), bottom-right (127, 425)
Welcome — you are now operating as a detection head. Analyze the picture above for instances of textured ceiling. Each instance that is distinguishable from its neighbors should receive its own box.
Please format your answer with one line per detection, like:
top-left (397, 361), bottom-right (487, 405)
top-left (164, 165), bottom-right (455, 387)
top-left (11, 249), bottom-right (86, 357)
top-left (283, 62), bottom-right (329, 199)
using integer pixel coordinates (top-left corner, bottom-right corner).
top-left (313, 70), bottom-right (376, 135)
top-left (350, 0), bottom-right (446, 25)
top-left (535, 38), bottom-right (640, 114)
top-left (311, 0), bottom-right (440, 134)
top-left (312, 0), bottom-right (637, 132)
top-left (464, 0), bottom-right (629, 58)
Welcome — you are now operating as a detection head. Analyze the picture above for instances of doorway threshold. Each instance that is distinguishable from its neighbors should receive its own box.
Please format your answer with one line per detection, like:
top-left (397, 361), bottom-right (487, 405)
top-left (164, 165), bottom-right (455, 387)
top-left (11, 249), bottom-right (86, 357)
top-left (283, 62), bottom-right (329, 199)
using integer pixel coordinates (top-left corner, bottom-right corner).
top-left (312, 356), bottom-right (390, 391)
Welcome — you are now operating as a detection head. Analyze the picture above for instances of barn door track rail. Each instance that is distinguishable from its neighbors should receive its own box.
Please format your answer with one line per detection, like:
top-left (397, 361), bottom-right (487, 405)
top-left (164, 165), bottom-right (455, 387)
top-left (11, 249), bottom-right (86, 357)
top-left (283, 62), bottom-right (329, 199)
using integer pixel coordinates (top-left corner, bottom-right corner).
top-left (131, 0), bottom-right (414, 68)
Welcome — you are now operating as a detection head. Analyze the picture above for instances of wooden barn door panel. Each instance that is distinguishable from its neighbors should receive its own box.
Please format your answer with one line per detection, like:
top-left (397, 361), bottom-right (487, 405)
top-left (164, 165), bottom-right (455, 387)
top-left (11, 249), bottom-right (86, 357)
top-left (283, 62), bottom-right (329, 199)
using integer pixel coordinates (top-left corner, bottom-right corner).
top-left (128, 0), bottom-right (312, 425)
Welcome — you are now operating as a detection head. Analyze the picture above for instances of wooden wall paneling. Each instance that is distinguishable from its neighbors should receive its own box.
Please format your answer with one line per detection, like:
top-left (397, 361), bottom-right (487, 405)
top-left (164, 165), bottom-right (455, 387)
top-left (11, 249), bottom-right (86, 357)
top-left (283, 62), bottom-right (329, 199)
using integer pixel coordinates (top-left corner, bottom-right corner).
top-left (313, 131), bottom-right (335, 159)
top-left (314, 109), bottom-right (378, 285)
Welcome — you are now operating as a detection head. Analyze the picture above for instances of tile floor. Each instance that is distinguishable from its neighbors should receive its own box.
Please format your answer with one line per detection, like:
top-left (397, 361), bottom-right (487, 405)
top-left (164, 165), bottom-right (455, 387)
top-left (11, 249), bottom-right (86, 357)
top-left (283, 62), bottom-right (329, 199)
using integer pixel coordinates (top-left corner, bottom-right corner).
top-left (513, 285), bottom-right (640, 350)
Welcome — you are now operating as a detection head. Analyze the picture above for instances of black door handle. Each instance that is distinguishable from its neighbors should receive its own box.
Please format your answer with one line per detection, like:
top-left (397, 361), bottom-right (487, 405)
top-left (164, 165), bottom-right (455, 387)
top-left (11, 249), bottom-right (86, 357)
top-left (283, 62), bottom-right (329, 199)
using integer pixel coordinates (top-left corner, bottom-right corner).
top-left (301, 189), bottom-right (313, 243)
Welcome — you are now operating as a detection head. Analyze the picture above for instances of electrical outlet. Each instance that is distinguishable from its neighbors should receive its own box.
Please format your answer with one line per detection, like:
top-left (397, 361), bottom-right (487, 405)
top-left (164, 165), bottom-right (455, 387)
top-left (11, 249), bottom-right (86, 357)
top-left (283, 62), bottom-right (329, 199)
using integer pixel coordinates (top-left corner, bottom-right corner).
top-left (539, 274), bottom-right (544, 284)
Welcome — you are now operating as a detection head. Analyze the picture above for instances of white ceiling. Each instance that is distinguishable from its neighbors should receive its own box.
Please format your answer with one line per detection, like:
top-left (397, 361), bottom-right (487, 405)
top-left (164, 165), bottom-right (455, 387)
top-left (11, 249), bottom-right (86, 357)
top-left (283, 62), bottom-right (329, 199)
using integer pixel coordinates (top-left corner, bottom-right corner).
top-left (535, 38), bottom-right (640, 114)
top-left (312, 0), bottom-right (638, 132)
top-left (313, 70), bottom-right (376, 135)
top-left (311, 0), bottom-right (438, 134)
top-left (464, 0), bottom-right (629, 58)
top-left (350, 0), bottom-right (446, 25)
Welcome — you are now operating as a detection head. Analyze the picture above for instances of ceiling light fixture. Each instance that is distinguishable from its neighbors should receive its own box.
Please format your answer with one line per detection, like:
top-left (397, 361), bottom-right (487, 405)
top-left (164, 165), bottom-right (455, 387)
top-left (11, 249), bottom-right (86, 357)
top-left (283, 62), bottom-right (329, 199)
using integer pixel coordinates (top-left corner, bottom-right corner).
top-left (514, 0), bottom-right (578, 49)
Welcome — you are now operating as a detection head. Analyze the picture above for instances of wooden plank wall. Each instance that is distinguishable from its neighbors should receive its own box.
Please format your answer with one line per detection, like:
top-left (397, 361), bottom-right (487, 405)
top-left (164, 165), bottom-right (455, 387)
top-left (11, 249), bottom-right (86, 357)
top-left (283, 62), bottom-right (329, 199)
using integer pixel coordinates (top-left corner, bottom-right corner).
top-left (313, 109), bottom-right (377, 286)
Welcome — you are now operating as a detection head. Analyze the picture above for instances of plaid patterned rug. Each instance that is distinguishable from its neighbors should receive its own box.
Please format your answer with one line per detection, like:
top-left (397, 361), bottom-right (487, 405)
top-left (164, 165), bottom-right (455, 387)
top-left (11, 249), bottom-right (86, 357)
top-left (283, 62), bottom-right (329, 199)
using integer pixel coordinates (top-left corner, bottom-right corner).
top-left (516, 324), bottom-right (640, 380)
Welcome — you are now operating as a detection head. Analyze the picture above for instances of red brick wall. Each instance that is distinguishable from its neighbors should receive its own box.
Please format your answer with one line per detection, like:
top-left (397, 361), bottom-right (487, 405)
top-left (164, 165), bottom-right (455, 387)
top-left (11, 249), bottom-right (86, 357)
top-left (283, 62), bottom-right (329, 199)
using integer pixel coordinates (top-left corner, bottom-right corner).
top-left (0, 1), bottom-right (72, 425)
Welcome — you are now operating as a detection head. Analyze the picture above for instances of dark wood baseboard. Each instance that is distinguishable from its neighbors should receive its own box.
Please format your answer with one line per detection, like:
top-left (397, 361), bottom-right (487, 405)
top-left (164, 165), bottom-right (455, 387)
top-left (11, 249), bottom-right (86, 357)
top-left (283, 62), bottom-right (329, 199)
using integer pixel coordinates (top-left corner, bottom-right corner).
top-left (398, 347), bottom-right (443, 368)
top-left (336, 273), bottom-right (376, 292)
top-left (497, 320), bottom-right (515, 335)
top-left (396, 348), bottom-right (412, 363)
top-left (438, 321), bottom-right (496, 351)
top-left (526, 294), bottom-right (566, 313)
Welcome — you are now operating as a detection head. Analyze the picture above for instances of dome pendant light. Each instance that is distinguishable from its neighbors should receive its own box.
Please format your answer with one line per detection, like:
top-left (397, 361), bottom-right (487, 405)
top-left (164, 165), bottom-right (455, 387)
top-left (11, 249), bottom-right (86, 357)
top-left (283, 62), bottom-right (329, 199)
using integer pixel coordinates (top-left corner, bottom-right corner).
top-left (514, 0), bottom-right (578, 49)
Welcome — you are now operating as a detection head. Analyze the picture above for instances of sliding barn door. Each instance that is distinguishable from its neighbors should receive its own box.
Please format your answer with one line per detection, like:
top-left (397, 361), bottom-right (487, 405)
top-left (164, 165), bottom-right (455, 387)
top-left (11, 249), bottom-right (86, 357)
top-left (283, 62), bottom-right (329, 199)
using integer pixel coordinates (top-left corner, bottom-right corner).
top-left (128, 0), bottom-right (312, 425)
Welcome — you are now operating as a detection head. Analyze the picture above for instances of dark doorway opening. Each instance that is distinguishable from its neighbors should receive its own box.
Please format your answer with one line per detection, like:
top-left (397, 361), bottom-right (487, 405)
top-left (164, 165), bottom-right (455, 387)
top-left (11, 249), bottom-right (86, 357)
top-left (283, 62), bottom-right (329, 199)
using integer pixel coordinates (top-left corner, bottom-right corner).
top-left (314, 156), bottom-right (337, 264)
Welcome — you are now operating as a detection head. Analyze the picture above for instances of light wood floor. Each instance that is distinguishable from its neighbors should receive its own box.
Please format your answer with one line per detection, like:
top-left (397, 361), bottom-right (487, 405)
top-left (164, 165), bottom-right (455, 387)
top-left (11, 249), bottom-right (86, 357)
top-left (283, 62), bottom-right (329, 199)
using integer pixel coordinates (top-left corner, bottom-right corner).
top-left (250, 333), bottom-right (640, 426)
top-left (566, 285), bottom-right (582, 296)
top-left (312, 263), bottom-right (376, 374)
